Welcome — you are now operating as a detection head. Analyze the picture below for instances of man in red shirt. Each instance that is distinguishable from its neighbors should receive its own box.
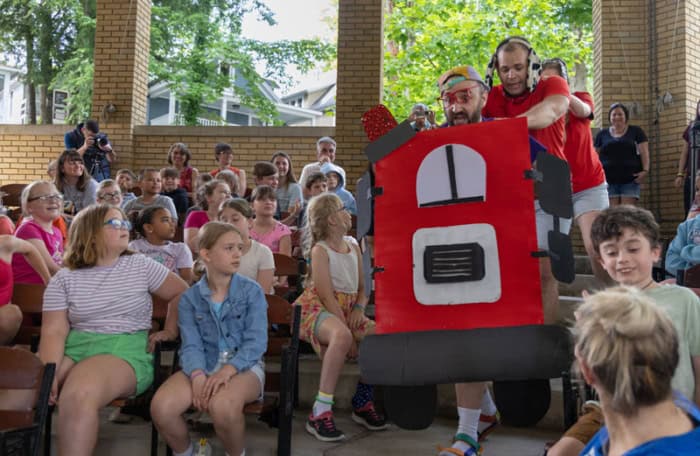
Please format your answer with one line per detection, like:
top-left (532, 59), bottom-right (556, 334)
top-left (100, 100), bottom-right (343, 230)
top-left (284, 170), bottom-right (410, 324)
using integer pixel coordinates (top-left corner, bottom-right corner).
top-left (541, 59), bottom-right (611, 290)
top-left (482, 36), bottom-right (570, 324)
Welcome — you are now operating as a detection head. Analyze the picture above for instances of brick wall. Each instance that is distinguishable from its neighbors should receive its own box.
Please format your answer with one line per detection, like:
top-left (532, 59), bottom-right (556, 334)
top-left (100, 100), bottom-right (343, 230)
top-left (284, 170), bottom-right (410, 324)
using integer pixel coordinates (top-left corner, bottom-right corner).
top-left (91, 0), bottom-right (151, 168)
top-left (594, 0), bottom-right (699, 243)
top-left (334, 0), bottom-right (384, 185)
top-left (0, 125), bottom-right (334, 186)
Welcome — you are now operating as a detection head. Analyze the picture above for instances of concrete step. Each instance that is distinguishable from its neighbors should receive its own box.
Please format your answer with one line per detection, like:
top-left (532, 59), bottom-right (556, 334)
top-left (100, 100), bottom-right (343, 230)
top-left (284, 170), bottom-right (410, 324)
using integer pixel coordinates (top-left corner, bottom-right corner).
top-left (295, 355), bottom-right (570, 432)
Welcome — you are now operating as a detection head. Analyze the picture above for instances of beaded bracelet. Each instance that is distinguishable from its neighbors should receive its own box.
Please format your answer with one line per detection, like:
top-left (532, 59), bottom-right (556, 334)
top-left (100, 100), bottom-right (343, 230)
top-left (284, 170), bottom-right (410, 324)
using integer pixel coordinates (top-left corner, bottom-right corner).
top-left (190, 370), bottom-right (205, 380)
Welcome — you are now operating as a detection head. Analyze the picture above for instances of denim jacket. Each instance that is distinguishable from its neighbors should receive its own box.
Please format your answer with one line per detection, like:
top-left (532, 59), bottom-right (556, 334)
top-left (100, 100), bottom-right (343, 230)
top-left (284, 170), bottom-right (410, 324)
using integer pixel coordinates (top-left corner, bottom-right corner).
top-left (178, 273), bottom-right (268, 376)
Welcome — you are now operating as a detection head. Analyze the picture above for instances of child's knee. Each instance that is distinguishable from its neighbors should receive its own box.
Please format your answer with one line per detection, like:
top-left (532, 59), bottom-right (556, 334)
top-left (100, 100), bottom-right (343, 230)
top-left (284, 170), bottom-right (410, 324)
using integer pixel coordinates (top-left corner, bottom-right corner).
top-left (209, 395), bottom-right (245, 424)
top-left (330, 325), bottom-right (353, 348)
top-left (0, 304), bottom-right (22, 330)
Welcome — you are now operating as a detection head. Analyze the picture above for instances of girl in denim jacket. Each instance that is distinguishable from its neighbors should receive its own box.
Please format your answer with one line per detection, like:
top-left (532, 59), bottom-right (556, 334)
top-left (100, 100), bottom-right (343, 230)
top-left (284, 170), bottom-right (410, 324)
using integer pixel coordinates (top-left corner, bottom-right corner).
top-left (151, 221), bottom-right (268, 456)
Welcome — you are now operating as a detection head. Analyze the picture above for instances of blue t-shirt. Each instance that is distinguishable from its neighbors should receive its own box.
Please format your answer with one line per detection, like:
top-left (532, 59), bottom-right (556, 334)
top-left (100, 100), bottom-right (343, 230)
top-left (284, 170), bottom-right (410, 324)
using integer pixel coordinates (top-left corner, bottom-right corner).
top-left (580, 394), bottom-right (700, 455)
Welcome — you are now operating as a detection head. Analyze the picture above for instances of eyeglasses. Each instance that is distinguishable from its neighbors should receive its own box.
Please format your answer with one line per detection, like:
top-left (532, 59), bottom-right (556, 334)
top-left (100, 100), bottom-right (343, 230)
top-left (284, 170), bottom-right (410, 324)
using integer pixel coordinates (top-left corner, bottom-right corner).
top-left (437, 88), bottom-right (477, 107)
top-left (98, 191), bottom-right (122, 200)
top-left (28, 193), bottom-right (64, 203)
top-left (103, 218), bottom-right (132, 231)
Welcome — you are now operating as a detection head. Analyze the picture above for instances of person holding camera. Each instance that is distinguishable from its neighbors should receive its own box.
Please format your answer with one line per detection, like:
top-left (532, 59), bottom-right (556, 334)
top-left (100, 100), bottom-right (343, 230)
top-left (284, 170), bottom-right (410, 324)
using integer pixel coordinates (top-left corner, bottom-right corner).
top-left (64, 119), bottom-right (115, 182)
top-left (408, 103), bottom-right (435, 131)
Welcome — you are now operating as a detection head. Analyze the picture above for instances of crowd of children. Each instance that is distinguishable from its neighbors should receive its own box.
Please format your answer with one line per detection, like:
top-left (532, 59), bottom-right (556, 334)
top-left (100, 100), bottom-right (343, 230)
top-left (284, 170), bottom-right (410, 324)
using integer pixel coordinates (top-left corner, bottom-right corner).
top-left (4, 134), bottom-right (700, 455)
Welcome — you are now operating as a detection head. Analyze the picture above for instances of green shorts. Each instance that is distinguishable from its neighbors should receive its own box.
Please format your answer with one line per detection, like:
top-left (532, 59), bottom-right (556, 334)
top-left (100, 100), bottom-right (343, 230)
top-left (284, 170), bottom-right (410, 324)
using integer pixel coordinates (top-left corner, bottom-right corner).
top-left (64, 330), bottom-right (153, 396)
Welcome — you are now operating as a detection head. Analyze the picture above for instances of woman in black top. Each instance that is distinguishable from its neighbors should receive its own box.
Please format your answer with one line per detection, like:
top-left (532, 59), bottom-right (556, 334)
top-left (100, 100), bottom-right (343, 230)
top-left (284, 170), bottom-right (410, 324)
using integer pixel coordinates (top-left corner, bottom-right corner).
top-left (594, 103), bottom-right (650, 206)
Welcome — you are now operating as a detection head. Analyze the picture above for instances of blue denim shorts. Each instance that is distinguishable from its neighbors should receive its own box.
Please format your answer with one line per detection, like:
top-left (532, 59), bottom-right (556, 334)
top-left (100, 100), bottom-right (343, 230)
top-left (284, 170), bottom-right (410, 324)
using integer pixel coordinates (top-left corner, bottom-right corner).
top-left (607, 181), bottom-right (640, 199)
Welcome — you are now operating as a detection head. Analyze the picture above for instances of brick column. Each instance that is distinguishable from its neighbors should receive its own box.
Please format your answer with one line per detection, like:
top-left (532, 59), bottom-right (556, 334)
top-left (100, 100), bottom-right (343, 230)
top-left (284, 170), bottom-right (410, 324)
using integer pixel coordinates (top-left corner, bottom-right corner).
top-left (594, 0), bottom-right (700, 233)
top-left (92, 0), bottom-right (151, 174)
top-left (335, 0), bottom-right (384, 191)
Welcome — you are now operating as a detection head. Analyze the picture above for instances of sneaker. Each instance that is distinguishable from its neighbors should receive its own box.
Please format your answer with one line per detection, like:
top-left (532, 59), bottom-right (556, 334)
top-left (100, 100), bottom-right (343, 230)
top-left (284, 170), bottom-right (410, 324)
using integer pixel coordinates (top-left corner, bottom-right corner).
top-left (306, 411), bottom-right (345, 442)
top-left (477, 412), bottom-right (500, 442)
top-left (352, 401), bottom-right (389, 431)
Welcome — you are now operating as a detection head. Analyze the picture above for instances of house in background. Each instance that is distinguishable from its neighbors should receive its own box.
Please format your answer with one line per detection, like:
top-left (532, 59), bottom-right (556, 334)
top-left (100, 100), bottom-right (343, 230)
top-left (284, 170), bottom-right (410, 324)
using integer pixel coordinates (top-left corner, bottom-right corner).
top-left (1, 63), bottom-right (336, 127)
top-left (281, 79), bottom-right (336, 126)
top-left (0, 64), bottom-right (68, 124)
top-left (147, 67), bottom-right (325, 126)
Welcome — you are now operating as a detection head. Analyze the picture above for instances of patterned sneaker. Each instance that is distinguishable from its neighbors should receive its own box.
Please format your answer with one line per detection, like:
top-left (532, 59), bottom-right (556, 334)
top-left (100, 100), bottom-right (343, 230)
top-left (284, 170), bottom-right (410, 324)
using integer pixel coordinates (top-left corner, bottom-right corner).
top-left (306, 411), bottom-right (345, 442)
top-left (352, 401), bottom-right (389, 431)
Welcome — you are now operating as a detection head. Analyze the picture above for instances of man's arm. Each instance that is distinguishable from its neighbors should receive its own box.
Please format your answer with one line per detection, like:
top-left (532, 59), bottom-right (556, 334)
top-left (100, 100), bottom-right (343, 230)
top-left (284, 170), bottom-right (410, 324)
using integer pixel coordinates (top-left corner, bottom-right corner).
top-left (569, 93), bottom-right (592, 119)
top-left (517, 94), bottom-right (569, 130)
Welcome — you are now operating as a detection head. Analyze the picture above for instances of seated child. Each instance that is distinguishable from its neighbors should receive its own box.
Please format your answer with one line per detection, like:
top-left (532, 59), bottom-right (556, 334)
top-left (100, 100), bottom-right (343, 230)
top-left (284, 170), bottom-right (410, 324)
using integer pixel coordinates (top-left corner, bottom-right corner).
top-left (123, 168), bottom-right (178, 222)
top-left (116, 168), bottom-right (137, 207)
top-left (150, 221), bottom-right (267, 456)
top-left (38, 204), bottom-right (187, 455)
top-left (160, 167), bottom-right (190, 220)
top-left (130, 206), bottom-right (194, 284)
top-left (294, 193), bottom-right (387, 442)
top-left (13, 181), bottom-right (65, 283)
top-left (0, 235), bottom-right (50, 344)
top-left (298, 172), bottom-right (328, 228)
top-left (218, 198), bottom-right (275, 293)
top-left (249, 185), bottom-right (291, 256)
top-left (576, 287), bottom-right (700, 455)
top-left (216, 169), bottom-right (240, 198)
top-left (666, 214), bottom-right (700, 277)
top-left (184, 179), bottom-right (231, 256)
top-left (320, 163), bottom-right (357, 215)
top-left (96, 179), bottom-right (124, 207)
top-left (546, 204), bottom-right (700, 456)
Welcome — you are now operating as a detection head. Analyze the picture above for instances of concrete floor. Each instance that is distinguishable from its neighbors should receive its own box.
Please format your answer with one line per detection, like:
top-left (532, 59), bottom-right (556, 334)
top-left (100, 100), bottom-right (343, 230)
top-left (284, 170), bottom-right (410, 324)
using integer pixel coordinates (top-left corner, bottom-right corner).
top-left (45, 407), bottom-right (558, 456)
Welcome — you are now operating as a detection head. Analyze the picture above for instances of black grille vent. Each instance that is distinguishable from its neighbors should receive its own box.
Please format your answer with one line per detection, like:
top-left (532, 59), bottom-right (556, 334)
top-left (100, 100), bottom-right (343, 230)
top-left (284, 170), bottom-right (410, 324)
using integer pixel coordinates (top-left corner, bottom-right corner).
top-left (423, 243), bottom-right (485, 283)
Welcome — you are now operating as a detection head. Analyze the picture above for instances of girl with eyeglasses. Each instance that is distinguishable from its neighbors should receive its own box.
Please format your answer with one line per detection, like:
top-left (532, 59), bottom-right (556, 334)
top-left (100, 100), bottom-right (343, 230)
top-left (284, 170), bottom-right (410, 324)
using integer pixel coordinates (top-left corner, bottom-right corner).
top-left (55, 149), bottom-right (98, 215)
top-left (96, 179), bottom-right (124, 208)
top-left (38, 203), bottom-right (188, 455)
top-left (12, 180), bottom-right (66, 283)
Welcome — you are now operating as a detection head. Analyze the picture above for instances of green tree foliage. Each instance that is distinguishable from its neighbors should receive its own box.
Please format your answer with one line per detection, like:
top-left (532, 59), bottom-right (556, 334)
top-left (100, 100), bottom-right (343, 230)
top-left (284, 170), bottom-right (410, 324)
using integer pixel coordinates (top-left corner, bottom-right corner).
top-left (0, 0), bottom-right (335, 125)
top-left (383, 0), bottom-right (592, 122)
top-left (0, 0), bottom-right (86, 124)
top-left (151, 0), bottom-right (336, 125)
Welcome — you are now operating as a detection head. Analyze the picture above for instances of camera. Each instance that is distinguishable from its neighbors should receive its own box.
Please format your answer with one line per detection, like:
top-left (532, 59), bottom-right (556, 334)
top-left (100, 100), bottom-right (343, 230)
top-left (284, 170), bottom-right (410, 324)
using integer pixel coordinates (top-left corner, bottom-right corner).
top-left (94, 133), bottom-right (109, 148)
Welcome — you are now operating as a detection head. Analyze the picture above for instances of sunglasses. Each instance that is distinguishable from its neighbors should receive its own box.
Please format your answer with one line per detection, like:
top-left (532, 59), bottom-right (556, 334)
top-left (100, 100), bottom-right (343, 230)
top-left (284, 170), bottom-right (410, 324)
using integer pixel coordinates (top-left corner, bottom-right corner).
top-left (103, 218), bottom-right (132, 231)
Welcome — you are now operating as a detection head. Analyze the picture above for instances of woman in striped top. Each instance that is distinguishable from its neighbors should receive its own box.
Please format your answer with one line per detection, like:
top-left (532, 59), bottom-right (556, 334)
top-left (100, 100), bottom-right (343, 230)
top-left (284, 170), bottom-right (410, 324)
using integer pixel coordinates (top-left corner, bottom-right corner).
top-left (38, 204), bottom-right (188, 456)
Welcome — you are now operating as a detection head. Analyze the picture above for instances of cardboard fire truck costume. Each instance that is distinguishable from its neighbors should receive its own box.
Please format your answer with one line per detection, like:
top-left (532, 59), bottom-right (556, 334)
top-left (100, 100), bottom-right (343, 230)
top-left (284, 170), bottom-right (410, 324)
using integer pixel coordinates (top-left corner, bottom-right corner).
top-left (357, 106), bottom-right (575, 428)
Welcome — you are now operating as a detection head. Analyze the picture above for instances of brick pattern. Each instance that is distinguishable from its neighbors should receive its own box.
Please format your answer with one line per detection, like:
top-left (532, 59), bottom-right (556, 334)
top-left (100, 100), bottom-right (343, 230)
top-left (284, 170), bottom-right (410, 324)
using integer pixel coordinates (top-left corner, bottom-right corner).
top-left (594, 0), bottom-right (699, 244)
top-left (0, 126), bottom-right (334, 187)
top-left (91, 0), bottom-right (151, 169)
top-left (334, 0), bottom-right (384, 187)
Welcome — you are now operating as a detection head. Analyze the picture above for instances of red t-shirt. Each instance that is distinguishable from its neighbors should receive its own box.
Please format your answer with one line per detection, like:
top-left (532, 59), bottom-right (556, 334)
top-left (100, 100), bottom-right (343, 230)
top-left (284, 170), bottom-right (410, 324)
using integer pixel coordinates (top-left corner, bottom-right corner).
top-left (565, 92), bottom-right (606, 193)
top-left (483, 76), bottom-right (569, 160)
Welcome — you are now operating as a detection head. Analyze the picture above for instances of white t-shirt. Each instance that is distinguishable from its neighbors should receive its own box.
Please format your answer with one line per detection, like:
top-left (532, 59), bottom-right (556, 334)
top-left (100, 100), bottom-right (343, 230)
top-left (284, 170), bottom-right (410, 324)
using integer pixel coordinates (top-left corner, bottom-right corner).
top-left (238, 240), bottom-right (274, 293)
top-left (43, 254), bottom-right (170, 334)
top-left (129, 238), bottom-right (193, 276)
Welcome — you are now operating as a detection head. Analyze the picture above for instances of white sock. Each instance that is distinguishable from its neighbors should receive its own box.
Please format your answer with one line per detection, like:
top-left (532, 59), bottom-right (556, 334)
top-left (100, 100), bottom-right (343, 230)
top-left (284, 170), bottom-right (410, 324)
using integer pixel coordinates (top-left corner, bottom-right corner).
top-left (173, 442), bottom-right (193, 456)
top-left (480, 389), bottom-right (498, 416)
top-left (312, 391), bottom-right (334, 417)
top-left (456, 406), bottom-right (480, 443)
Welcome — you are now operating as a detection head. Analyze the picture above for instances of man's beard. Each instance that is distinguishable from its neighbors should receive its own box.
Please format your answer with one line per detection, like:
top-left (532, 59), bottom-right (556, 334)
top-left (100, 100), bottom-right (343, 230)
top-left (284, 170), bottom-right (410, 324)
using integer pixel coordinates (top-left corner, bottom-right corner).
top-left (448, 108), bottom-right (482, 126)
